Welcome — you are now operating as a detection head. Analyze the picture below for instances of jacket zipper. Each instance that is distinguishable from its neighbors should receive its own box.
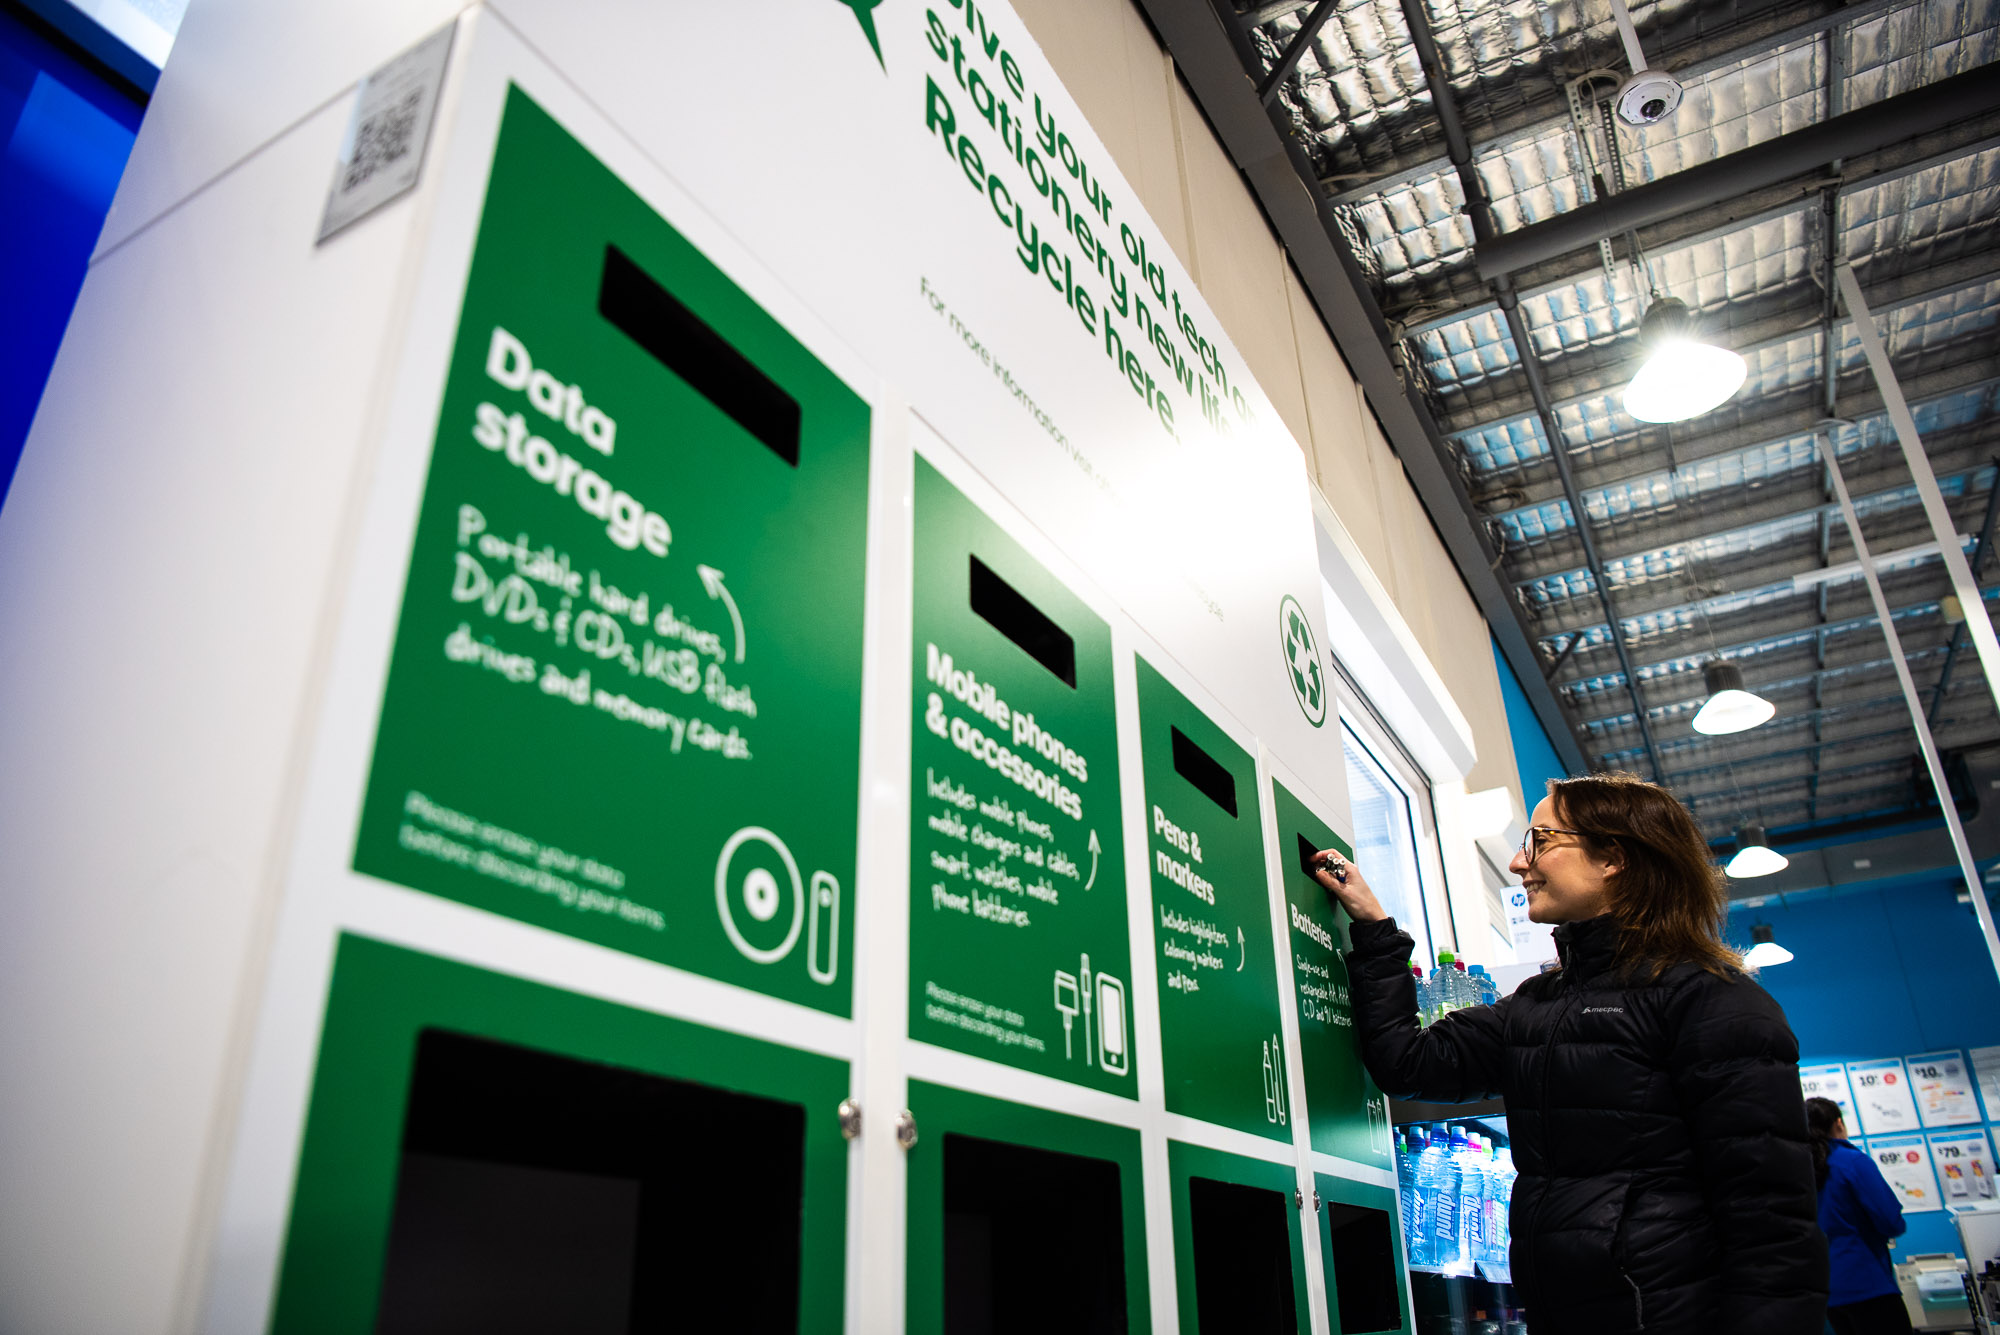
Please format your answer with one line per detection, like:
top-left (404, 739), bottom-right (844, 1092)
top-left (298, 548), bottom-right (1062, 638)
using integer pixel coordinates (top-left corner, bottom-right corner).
top-left (1528, 979), bottom-right (1578, 1301)
top-left (1613, 1178), bottom-right (1644, 1330)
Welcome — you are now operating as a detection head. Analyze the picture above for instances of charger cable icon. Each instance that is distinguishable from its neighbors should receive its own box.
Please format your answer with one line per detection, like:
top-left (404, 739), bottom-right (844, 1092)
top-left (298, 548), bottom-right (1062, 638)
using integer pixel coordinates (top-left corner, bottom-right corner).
top-left (1054, 970), bottom-right (1079, 1058)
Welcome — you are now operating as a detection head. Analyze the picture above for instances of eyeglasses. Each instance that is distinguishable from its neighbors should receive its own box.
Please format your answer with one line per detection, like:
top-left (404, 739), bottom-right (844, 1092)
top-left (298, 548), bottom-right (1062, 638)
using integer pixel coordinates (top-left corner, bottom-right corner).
top-left (1519, 825), bottom-right (1590, 865)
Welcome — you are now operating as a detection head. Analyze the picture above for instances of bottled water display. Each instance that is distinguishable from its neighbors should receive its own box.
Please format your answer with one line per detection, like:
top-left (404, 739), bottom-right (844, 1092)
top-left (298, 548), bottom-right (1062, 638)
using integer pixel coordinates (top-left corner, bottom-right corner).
top-left (1409, 1124), bottom-right (1452, 1267)
top-left (1416, 954), bottom-right (1502, 1026)
top-left (1400, 1121), bottom-right (1517, 1280)
top-left (1457, 1132), bottom-right (1487, 1273)
top-left (1397, 1127), bottom-right (1426, 1255)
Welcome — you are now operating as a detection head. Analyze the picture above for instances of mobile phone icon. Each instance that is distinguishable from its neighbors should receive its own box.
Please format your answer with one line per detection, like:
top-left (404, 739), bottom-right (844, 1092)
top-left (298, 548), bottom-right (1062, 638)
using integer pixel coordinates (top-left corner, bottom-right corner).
top-left (807, 871), bottom-right (839, 984)
top-left (1096, 974), bottom-right (1128, 1075)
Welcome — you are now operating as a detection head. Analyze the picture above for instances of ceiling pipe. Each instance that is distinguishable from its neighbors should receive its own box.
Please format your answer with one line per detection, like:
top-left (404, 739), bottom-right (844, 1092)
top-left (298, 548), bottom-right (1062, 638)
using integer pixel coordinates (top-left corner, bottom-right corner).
top-left (1474, 64), bottom-right (2000, 282)
top-left (1397, 0), bottom-right (1664, 782)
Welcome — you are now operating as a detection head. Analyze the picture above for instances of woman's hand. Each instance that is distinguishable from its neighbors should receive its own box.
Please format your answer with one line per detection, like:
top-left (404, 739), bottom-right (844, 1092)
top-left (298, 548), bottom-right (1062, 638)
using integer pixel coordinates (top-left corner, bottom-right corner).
top-left (1310, 850), bottom-right (1389, 923)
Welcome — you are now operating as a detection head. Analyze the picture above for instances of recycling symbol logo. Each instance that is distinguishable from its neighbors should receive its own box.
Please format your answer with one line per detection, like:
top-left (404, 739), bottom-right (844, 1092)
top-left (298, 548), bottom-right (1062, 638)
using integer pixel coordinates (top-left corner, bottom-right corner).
top-left (1279, 595), bottom-right (1327, 728)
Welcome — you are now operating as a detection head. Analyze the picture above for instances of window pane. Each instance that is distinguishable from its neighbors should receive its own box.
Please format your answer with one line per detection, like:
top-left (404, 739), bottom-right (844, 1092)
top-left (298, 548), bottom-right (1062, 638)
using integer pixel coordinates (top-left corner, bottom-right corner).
top-left (1340, 727), bottom-right (1432, 964)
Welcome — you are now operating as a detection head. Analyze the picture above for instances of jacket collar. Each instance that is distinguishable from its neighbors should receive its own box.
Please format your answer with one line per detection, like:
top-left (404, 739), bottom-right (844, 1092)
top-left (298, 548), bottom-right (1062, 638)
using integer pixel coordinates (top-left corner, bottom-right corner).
top-left (1552, 913), bottom-right (1622, 982)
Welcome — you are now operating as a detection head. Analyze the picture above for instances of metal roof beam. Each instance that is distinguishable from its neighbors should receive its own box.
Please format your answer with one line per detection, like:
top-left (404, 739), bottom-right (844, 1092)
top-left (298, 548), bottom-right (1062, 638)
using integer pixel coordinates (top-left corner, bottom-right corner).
top-left (1501, 457), bottom-right (1995, 589)
top-left (1475, 358), bottom-right (2000, 522)
top-left (1317, 0), bottom-right (1912, 210)
top-left (1473, 65), bottom-right (2000, 282)
top-left (1555, 585), bottom-right (2000, 692)
top-left (1439, 263), bottom-right (2000, 447)
top-left (1477, 360), bottom-right (2000, 526)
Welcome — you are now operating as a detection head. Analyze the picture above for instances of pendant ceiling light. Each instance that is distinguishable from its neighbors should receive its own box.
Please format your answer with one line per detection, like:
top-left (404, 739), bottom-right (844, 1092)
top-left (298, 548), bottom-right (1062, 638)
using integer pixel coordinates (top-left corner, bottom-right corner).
top-left (1622, 297), bottom-right (1747, 424)
top-left (1743, 921), bottom-right (1795, 967)
top-left (1726, 825), bottom-right (1789, 879)
top-left (1691, 660), bottom-right (1775, 735)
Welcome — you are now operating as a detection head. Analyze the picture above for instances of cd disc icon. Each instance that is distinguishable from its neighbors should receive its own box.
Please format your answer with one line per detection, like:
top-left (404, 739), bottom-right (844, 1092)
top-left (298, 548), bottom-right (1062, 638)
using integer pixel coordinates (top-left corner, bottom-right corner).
top-left (716, 827), bottom-right (804, 964)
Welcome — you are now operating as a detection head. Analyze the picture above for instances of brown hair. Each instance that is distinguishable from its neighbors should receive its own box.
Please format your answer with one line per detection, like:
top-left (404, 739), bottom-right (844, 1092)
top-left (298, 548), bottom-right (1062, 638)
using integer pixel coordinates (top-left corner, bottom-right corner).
top-left (1546, 772), bottom-right (1743, 979)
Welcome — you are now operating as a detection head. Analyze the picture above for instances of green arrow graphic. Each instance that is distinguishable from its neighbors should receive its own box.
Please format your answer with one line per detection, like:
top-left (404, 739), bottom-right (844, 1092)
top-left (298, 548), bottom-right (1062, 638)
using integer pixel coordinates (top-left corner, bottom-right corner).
top-left (836, 0), bottom-right (886, 69)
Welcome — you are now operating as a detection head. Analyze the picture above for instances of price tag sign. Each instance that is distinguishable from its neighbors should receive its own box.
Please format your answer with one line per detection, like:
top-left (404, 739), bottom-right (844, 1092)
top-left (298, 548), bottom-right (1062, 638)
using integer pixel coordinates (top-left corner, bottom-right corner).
top-left (1866, 1134), bottom-right (1943, 1212)
top-left (1845, 1058), bottom-right (1920, 1135)
top-left (1970, 1045), bottom-right (2000, 1122)
top-left (1800, 1063), bottom-right (1855, 1124)
top-left (1906, 1050), bottom-right (1981, 1127)
top-left (1927, 1129), bottom-right (1997, 1206)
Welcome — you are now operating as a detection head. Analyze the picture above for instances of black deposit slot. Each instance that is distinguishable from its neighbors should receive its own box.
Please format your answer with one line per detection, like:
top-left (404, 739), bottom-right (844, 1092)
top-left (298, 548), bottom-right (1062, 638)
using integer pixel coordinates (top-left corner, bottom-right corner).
top-left (1188, 1176), bottom-right (1299, 1332)
top-left (374, 1030), bottom-right (806, 1335)
top-left (1171, 726), bottom-right (1238, 819)
top-left (597, 244), bottom-right (801, 465)
top-left (1297, 833), bottom-right (1323, 879)
top-left (969, 555), bottom-right (1076, 687)
top-left (1324, 1202), bottom-right (1401, 1333)
top-left (944, 1133), bottom-right (1127, 1334)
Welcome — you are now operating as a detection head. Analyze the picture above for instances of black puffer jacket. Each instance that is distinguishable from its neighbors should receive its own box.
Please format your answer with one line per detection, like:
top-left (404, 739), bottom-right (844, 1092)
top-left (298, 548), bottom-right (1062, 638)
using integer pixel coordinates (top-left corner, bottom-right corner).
top-left (1347, 914), bottom-right (1826, 1335)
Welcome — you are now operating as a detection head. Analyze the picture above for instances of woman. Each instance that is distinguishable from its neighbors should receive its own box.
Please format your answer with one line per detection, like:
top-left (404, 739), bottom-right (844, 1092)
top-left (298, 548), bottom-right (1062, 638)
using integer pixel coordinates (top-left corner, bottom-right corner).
top-left (1313, 772), bottom-right (1826, 1335)
top-left (1807, 1096), bottom-right (1912, 1334)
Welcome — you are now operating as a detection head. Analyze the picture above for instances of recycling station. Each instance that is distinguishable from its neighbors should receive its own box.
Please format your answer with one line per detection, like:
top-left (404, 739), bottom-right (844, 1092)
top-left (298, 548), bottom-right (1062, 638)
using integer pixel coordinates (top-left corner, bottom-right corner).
top-left (0, 2), bottom-right (1528, 1332)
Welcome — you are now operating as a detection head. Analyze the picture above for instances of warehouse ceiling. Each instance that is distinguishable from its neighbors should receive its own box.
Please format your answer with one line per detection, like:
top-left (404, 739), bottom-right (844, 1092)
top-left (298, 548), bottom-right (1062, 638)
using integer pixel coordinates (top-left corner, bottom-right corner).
top-left (1147, 0), bottom-right (2000, 849)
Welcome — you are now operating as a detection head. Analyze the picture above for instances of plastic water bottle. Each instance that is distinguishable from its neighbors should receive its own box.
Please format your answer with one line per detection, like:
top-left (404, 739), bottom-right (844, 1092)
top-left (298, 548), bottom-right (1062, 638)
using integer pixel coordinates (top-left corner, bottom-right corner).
top-left (1431, 952), bottom-right (1457, 1018)
top-left (1457, 1131), bottom-right (1487, 1274)
top-left (1411, 1124), bottom-right (1452, 1267)
top-left (1453, 958), bottom-right (1471, 1011)
top-left (1486, 1146), bottom-right (1517, 1276)
top-left (1468, 964), bottom-right (1496, 1006)
top-left (1397, 1128), bottom-right (1424, 1254)
top-left (1410, 962), bottom-right (1431, 1026)
top-left (1426, 1125), bottom-right (1467, 1271)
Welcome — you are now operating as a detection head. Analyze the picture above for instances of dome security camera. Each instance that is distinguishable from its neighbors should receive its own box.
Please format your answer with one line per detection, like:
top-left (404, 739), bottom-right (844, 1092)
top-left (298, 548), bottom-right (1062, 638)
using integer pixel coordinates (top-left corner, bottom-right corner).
top-left (1615, 69), bottom-right (1684, 126)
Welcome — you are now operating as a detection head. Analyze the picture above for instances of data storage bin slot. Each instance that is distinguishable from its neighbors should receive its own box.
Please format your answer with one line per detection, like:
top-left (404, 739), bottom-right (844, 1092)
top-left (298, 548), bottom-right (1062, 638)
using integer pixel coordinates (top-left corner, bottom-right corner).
top-left (943, 1131), bottom-right (1128, 1333)
top-left (374, 1028), bottom-right (807, 1334)
top-left (1323, 1201), bottom-right (1400, 1333)
top-left (1187, 1175), bottom-right (1299, 1332)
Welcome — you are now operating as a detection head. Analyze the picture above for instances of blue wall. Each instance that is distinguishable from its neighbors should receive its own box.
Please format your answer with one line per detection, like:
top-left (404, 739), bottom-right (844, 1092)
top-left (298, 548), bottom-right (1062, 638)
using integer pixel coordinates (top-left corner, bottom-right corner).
top-left (0, 6), bottom-right (143, 511)
top-left (1730, 875), bottom-right (2000, 1259)
top-left (1491, 635), bottom-right (1570, 805)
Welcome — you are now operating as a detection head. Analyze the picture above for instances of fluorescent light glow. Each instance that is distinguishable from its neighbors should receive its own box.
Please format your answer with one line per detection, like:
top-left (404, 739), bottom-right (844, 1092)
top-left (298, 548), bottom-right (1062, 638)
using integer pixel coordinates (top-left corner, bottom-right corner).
top-left (1744, 921), bottom-right (1794, 966)
top-left (1693, 687), bottom-right (1776, 734)
top-left (1692, 660), bottom-right (1773, 735)
top-left (1623, 339), bottom-right (1747, 423)
top-left (1728, 827), bottom-right (1788, 879)
top-left (1727, 843), bottom-right (1789, 877)
top-left (1744, 940), bottom-right (1795, 967)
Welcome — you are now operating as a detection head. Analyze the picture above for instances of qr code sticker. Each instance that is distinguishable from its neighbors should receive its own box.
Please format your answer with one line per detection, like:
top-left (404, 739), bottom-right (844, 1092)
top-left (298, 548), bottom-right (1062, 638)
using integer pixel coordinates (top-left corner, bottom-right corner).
top-left (344, 88), bottom-right (424, 192)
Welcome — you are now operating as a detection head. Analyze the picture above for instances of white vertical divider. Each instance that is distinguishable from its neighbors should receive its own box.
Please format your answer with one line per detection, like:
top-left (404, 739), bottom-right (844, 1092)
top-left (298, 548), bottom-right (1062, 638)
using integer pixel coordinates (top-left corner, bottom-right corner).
top-left (1110, 624), bottom-right (1184, 1335)
top-left (1836, 262), bottom-right (2000, 717)
top-left (1258, 743), bottom-right (1334, 1335)
top-left (1823, 441), bottom-right (2000, 984)
top-left (848, 401), bottom-right (916, 1334)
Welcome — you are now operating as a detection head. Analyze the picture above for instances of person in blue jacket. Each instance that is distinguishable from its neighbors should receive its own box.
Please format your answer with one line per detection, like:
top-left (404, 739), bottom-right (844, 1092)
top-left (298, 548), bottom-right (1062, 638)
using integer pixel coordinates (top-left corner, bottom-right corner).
top-left (1806, 1096), bottom-right (1912, 1334)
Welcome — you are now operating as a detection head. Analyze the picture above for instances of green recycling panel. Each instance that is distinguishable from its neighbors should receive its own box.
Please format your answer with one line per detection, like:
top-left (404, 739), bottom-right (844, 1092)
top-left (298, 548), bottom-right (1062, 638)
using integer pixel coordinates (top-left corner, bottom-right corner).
top-left (267, 933), bottom-right (851, 1335)
top-left (1316, 1173), bottom-right (1412, 1334)
top-left (1167, 1140), bottom-right (1311, 1335)
top-left (1134, 655), bottom-right (1287, 1140)
top-left (907, 458), bottom-right (1132, 1096)
top-left (353, 88), bottom-right (871, 1015)
top-left (905, 1080), bottom-right (1151, 1335)
top-left (1272, 779), bottom-right (1390, 1168)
